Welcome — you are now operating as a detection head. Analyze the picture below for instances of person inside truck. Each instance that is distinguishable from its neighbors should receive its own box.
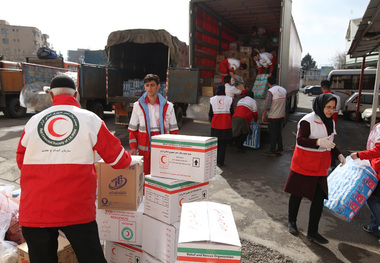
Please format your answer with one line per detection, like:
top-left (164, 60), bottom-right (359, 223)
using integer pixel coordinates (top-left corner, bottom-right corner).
top-left (128, 73), bottom-right (179, 175)
top-left (251, 50), bottom-right (277, 77)
top-left (219, 57), bottom-right (247, 83)
top-left (16, 75), bottom-right (140, 263)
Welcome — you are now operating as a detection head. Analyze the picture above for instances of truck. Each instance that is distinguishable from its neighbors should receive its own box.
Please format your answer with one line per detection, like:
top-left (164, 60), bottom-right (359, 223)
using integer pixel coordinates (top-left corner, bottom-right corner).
top-left (0, 60), bottom-right (25, 117)
top-left (1, 57), bottom-right (119, 119)
top-left (189, 0), bottom-right (302, 119)
top-left (104, 29), bottom-right (199, 127)
top-left (1, 59), bottom-right (79, 118)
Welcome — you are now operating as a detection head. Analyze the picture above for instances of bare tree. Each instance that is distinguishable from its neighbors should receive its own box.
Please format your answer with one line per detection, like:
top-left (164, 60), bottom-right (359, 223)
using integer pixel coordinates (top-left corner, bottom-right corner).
top-left (331, 51), bottom-right (346, 69)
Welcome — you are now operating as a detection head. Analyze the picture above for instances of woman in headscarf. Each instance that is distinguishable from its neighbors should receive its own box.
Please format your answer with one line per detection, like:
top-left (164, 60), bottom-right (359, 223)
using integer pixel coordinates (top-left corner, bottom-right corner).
top-left (284, 93), bottom-right (346, 245)
top-left (209, 84), bottom-right (233, 167)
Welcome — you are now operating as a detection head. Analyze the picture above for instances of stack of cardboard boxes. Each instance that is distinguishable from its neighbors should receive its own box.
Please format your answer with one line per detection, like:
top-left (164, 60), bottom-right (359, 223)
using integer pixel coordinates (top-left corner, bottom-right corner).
top-left (96, 157), bottom-right (145, 262)
top-left (201, 42), bottom-right (256, 98)
top-left (96, 134), bottom-right (242, 262)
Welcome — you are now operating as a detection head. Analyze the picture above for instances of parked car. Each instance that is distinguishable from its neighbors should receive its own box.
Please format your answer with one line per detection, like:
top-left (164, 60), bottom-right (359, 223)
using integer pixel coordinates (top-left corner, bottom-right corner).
top-left (303, 85), bottom-right (322, 96)
top-left (343, 92), bottom-right (380, 121)
top-left (361, 107), bottom-right (380, 123)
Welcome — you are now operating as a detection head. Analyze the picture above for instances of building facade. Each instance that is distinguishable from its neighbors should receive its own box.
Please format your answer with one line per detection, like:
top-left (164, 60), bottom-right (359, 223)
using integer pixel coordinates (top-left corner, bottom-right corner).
top-left (345, 18), bottom-right (378, 68)
top-left (0, 20), bottom-right (49, 62)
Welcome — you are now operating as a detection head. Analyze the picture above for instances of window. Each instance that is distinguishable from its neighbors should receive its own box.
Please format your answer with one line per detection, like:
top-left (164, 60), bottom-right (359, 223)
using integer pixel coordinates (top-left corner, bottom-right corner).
top-left (1, 28), bottom-right (8, 34)
top-left (2, 38), bottom-right (9, 44)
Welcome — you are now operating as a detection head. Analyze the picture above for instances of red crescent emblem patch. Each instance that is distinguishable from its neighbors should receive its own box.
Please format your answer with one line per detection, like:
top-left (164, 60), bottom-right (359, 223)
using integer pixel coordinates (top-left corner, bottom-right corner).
top-left (47, 117), bottom-right (67, 137)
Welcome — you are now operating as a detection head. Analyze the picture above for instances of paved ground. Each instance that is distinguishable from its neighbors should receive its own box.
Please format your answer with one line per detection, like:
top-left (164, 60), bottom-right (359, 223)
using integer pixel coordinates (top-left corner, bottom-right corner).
top-left (1, 93), bottom-right (380, 262)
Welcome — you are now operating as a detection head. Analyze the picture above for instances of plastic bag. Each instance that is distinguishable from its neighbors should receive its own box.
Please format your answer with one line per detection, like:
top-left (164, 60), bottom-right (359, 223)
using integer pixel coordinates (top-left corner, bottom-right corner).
top-left (0, 240), bottom-right (18, 263)
top-left (324, 156), bottom-right (378, 222)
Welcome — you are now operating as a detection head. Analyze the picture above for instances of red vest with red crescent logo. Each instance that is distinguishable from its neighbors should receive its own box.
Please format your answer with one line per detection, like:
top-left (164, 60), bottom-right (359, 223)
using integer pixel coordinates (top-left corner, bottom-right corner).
top-left (210, 95), bottom-right (233, 129)
top-left (290, 112), bottom-right (335, 176)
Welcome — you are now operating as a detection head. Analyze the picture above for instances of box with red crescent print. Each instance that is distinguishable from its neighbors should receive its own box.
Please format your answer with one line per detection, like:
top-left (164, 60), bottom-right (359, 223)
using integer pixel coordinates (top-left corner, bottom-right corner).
top-left (150, 134), bottom-right (217, 183)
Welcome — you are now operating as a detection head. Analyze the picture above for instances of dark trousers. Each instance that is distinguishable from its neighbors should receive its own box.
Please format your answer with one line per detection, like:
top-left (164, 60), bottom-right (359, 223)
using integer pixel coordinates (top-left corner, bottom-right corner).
top-left (22, 221), bottom-right (106, 263)
top-left (217, 139), bottom-right (228, 166)
top-left (268, 118), bottom-right (284, 153)
top-left (235, 133), bottom-right (248, 151)
top-left (288, 185), bottom-right (325, 235)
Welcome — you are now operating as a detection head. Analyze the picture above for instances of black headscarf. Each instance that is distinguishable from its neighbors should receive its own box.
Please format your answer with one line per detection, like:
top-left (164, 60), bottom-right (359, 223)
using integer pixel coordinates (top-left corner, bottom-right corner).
top-left (312, 93), bottom-right (337, 135)
top-left (216, 84), bottom-right (225, 95)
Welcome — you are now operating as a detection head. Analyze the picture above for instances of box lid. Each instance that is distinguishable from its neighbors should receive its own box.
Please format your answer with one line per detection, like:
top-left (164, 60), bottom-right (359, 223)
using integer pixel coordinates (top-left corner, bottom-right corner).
top-left (152, 134), bottom-right (217, 145)
top-left (178, 201), bottom-right (241, 247)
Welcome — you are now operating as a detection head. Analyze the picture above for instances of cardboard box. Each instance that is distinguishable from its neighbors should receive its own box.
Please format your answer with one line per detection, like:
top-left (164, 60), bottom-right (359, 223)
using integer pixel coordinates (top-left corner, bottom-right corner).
top-left (177, 202), bottom-right (241, 263)
top-left (213, 75), bottom-right (222, 83)
top-left (230, 42), bottom-right (238, 50)
top-left (142, 215), bottom-right (180, 263)
top-left (97, 201), bottom-right (144, 245)
top-left (240, 46), bottom-right (252, 55)
top-left (150, 134), bottom-right (217, 183)
top-left (144, 175), bottom-right (209, 224)
top-left (142, 252), bottom-right (162, 263)
top-left (202, 86), bottom-right (214, 97)
top-left (18, 236), bottom-right (76, 263)
top-left (222, 50), bottom-right (237, 58)
top-left (105, 242), bottom-right (142, 263)
top-left (97, 157), bottom-right (144, 211)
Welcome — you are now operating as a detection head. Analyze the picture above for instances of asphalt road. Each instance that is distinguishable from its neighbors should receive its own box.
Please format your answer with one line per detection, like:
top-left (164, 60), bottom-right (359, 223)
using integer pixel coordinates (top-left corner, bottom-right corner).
top-left (1, 92), bottom-right (380, 262)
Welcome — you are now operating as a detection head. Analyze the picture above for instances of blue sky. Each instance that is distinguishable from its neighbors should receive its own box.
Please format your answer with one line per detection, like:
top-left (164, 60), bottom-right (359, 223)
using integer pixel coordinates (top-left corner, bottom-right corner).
top-left (2, 0), bottom-right (371, 67)
top-left (292, 0), bottom-right (370, 66)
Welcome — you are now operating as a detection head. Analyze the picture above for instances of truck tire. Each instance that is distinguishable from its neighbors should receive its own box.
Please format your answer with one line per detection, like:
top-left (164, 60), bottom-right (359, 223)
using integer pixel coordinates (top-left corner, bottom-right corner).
top-left (175, 106), bottom-right (183, 129)
top-left (6, 97), bottom-right (27, 118)
top-left (89, 102), bottom-right (104, 119)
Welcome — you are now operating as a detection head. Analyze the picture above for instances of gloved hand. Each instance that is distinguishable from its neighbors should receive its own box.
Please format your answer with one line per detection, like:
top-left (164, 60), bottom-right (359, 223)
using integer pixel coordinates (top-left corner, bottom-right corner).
top-left (317, 136), bottom-right (335, 149)
top-left (130, 155), bottom-right (143, 166)
top-left (338, 154), bottom-right (346, 167)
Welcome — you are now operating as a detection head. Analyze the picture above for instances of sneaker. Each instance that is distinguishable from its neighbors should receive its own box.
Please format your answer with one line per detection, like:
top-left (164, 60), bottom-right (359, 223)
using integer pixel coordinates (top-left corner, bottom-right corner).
top-left (307, 233), bottom-right (329, 245)
top-left (363, 225), bottom-right (373, 234)
top-left (288, 221), bottom-right (299, 236)
top-left (363, 225), bottom-right (380, 238)
top-left (263, 151), bottom-right (276, 157)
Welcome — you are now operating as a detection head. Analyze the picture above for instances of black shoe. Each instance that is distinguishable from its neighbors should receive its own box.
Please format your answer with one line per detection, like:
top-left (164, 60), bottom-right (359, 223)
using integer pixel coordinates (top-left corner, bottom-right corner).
top-left (263, 151), bottom-right (276, 157)
top-left (363, 225), bottom-right (380, 238)
top-left (307, 233), bottom-right (329, 245)
top-left (276, 149), bottom-right (284, 154)
top-left (288, 221), bottom-right (299, 236)
top-left (363, 225), bottom-right (372, 234)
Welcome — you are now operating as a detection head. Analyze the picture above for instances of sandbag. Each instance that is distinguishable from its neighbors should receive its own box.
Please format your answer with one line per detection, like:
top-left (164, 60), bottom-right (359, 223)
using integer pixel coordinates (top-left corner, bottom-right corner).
top-left (324, 156), bottom-right (378, 222)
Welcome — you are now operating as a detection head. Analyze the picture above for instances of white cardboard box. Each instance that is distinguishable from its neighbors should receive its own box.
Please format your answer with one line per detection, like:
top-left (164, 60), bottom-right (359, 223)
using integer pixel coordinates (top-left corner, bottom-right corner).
top-left (142, 215), bottom-right (180, 263)
top-left (145, 175), bottom-right (209, 224)
top-left (142, 252), bottom-right (162, 263)
top-left (97, 201), bottom-right (144, 246)
top-left (177, 201), bottom-right (241, 262)
top-left (150, 134), bottom-right (217, 182)
top-left (105, 241), bottom-right (143, 263)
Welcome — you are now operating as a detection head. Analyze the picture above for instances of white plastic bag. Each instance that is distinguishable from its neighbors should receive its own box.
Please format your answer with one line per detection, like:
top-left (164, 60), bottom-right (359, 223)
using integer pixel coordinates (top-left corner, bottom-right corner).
top-left (0, 240), bottom-right (18, 263)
